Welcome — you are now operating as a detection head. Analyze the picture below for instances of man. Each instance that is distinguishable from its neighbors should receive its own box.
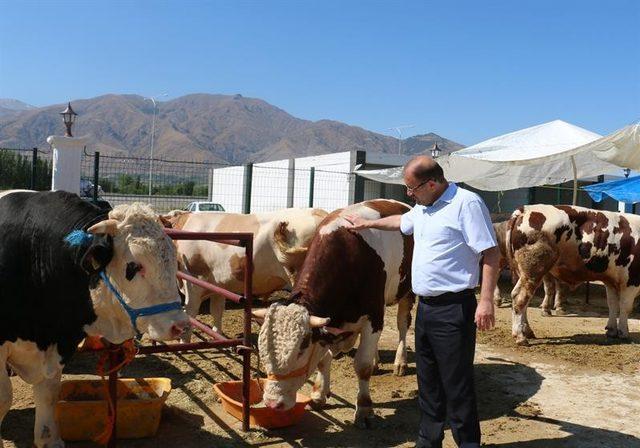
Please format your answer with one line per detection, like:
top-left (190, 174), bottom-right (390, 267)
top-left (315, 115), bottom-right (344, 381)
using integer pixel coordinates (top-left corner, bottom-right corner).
top-left (345, 155), bottom-right (499, 448)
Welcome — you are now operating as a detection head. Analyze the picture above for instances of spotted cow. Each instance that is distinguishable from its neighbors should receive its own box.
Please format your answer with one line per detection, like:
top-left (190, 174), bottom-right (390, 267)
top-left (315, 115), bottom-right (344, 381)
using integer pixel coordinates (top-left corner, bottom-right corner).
top-left (252, 199), bottom-right (414, 428)
top-left (493, 220), bottom-right (568, 316)
top-left (0, 191), bottom-right (189, 448)
top-left (508, 204), bottom-right (640, 345)
top-left (160, 208), bottom-right (328, 341)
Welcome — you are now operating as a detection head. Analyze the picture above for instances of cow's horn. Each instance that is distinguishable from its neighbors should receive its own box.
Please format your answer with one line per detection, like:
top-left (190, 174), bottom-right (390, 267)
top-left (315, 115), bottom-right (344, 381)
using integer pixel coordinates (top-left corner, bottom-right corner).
top-left (309, 316), bottom-right (331, 328)
top-left (252, 308), bottom-right (268, 319)
top-left (87, 219), bottom-right (118, 236)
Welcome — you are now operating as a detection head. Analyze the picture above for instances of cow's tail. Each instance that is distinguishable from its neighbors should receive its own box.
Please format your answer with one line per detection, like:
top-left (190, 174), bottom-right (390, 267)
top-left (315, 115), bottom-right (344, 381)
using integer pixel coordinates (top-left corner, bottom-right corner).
top-left (273, 221), bottom-right (309, 265)
top-left (505, 206), bottom-right (524, 281)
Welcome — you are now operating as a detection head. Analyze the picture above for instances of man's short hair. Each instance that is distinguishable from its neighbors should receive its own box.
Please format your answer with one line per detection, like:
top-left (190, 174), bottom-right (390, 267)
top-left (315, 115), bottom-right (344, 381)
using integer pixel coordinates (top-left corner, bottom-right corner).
top-left (404, 158), bottom-right (446, 183)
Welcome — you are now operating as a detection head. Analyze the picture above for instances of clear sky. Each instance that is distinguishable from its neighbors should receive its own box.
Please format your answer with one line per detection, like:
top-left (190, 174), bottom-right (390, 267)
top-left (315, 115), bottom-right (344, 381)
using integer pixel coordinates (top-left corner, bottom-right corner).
top-left (1, 0), bottom-right (638, 145)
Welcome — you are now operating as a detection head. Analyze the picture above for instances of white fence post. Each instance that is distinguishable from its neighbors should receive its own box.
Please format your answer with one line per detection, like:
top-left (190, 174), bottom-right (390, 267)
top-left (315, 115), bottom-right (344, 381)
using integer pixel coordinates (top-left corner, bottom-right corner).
top-left (47, 135), bottom-right (88, 195)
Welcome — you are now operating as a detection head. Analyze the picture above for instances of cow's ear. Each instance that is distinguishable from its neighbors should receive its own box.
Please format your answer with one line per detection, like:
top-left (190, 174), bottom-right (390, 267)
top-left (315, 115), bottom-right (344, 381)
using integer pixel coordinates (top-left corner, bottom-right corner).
top-left (80, 235), bottom-right (114, 279)
top-left (158, 214), bottom-right (173, 229)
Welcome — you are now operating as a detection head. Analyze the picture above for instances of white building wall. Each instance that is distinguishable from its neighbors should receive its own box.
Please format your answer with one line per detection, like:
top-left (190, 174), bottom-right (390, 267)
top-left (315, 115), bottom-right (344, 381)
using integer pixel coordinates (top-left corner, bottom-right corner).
top-left (210, 166), bottom-right (244, 213)
top-left (251, 159), bottom-right (291, 212)
top-left (293, 152), bottom-right (352, 211)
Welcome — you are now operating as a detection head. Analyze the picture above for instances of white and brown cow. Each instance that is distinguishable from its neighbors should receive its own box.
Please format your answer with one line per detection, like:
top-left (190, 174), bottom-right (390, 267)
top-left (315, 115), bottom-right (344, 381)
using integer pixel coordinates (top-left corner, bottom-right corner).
top-left (253, 199), bottom-right (414, 428)
top-left (161, 208), bottom-right (328, 340)
top-left (493, 220), bottom-right (568, 316)
top-left (507, 204), bottom-right (640, 345)
top-left (0, 191), bottom-right (189, 448)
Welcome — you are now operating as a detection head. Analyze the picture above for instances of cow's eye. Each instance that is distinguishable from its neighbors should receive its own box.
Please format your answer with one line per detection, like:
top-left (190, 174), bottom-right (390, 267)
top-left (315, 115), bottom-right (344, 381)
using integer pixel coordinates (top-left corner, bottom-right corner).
top-left (125, 262), bottom-right (143, 281)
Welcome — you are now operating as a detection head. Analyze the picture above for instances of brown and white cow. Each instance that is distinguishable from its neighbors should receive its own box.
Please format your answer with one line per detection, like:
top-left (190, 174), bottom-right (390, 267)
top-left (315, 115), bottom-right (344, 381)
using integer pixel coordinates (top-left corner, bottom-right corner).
top-left (161, 208), bottom-right (328, 340)
top-left (507, 204), bottom-right (640, 345)
top-left (493, 220), bottom-right (568, 316)
top-left (253, 199), bottom-right (414, 428)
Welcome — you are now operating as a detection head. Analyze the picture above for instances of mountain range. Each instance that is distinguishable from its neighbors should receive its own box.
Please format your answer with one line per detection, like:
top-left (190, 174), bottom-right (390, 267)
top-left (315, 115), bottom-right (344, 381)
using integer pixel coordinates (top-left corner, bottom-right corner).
top-left (0, 94), bottom-right (463, 165)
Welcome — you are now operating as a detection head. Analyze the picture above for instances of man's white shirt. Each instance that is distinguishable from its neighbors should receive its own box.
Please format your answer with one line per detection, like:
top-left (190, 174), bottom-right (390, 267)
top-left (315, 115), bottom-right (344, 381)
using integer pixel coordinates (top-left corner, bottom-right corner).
top-left (400, 183), bottom-right (497, 297)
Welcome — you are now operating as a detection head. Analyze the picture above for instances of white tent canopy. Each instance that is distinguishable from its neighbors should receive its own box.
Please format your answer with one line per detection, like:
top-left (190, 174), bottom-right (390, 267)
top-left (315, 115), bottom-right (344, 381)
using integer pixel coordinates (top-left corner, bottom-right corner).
top-left (582, 123), bottom-right (640, 171)
top-left (356, 120), bottom-right (627, 192)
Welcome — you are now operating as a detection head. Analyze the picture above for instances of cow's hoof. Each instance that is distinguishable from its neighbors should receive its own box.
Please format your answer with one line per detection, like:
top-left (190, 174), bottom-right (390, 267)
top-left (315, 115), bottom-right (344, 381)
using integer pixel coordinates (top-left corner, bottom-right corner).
top-left (35, 439), bottom-right (65, 448)
top-left (605, 327), bottom-right (619, 339)
top-left (393, 363), bottom-right (407, 376)
top-left (540, 308), bottom-right (552, 317)
top-left (554, 308), bottom-right (568, 316)
top-left (354, 408), bottom-right (374, 429)
top-left (310, 389), bottom-right (328, 409)
top-left (515, 336), bottom-right (530, 346)
top-left (310, 397), bottom-right (327, 410)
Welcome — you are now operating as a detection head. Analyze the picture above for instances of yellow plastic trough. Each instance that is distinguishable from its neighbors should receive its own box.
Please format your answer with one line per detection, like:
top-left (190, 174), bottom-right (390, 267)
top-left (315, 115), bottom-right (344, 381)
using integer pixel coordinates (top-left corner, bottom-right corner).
top-left (55, 378), bottom-right (171, 441)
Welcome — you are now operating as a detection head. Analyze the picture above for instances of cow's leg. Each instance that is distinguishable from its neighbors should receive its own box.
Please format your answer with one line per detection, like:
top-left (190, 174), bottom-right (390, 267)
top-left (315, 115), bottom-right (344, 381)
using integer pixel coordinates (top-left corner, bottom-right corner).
top-left (209, 294), bottom-right (225, 334)
top-left (0, 353), bottom-right (12, 448)
top-left (33, 369), bottom-right (63, 448)
top-left (353, 322), bottom-right (380, 428)
top-left (512, 241), bottom-right (557, 345)
top-left (181, 281), bottom-right (204, 343)
top-left (540, 274), bottom-right (556, 317)
top-left (605, 286), bottom-right (621, 338)
top-left (394, 296), bottom-right (413, 376)
top-left (554, 280), bottom-right (568, 316)
top-left (511, 277), bottom-right (538, 345)
top-left (310, 351), bottom-right (332, 407)
top-left (617, 289), bottom-right (637, 340)
top-left (493, 282), bottom-right (503, 307)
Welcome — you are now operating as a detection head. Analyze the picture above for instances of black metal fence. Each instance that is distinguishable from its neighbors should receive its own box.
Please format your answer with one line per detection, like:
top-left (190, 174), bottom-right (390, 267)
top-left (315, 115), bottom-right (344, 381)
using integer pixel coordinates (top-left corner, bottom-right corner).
top-left (0, 147), bottom-right (53, 191)
top-left (80, 151), bottom-right (226, 212)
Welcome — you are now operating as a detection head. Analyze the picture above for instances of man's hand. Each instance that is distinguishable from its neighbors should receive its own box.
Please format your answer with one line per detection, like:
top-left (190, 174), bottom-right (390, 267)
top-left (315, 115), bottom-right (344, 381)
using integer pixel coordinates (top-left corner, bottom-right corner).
top-left (475, 298), bottom-right (495, 331)
top-left (343, 214), bottom-right (370, 230)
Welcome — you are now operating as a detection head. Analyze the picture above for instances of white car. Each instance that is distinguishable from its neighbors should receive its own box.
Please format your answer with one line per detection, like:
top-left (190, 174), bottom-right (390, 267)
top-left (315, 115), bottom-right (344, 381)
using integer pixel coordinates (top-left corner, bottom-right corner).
top-left (185, 201), bottom-right (225, 212)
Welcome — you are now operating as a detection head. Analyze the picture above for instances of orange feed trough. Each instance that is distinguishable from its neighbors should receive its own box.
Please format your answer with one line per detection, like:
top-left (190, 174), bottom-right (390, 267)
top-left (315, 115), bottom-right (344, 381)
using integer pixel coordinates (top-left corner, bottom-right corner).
top-left (213, 379), bottom-right (311, 429)
top-left (55, 378), bottom-right (171, 441)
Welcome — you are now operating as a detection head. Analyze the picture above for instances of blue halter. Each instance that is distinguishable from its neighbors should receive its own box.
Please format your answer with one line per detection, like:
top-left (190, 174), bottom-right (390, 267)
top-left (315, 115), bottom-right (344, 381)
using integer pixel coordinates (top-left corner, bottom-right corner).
top-left (65, 230), bottom-right (183, 338)
top-left (98, 271), bottom-right (183, 338)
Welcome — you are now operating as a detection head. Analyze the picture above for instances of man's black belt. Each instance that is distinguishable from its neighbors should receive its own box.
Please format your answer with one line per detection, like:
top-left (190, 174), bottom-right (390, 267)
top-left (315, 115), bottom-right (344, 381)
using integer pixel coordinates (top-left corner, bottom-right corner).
top-left (418, 288), bottom-right (475, 305)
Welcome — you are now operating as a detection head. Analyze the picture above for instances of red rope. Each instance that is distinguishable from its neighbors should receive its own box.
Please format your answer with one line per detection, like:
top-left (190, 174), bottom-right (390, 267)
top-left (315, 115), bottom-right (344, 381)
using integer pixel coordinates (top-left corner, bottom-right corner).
top-left (94, 340), bottom-right (138, 445)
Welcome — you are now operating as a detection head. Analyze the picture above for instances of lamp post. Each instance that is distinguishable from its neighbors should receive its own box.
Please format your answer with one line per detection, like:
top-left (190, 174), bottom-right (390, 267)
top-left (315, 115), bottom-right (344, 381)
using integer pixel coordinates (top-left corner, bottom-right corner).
top-left (60, 102), bottom-right (78, 137)
top-left (430, 142), bottom-right (442, 158)
top-left (48, 101), bottom-right (87, 195)
top-left (144, 93), bottom-right (167, 197)
top-left (388, 124), bottom-right (415, 155)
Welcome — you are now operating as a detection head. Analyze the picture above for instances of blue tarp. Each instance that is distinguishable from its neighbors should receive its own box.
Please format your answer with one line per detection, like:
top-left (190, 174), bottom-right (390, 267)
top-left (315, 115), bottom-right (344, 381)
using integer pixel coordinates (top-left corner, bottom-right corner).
top-left (582, 176), bottom-right (640, 203)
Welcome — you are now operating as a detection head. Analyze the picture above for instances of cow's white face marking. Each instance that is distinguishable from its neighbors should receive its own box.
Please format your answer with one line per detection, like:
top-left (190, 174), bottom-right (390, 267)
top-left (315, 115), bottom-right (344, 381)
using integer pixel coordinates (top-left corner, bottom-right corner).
top-left (84, 204), bottom-right (189, 343)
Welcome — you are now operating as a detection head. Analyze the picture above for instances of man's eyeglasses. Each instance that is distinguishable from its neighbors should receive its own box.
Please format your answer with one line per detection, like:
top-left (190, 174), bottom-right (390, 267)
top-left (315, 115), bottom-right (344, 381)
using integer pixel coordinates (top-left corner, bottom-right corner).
top-left (405, 179), bottom-right (429, 194)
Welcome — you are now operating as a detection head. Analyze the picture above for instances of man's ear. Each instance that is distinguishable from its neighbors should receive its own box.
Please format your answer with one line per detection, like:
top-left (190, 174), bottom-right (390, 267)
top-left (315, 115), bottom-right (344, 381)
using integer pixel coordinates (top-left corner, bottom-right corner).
top-left (80, 234), bottom-right (114, 278)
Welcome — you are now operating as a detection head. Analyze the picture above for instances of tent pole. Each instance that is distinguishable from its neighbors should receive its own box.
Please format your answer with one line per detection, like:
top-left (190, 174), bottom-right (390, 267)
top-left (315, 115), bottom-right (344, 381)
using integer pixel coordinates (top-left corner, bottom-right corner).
top-left (571, 155), bottom-right (578, 205)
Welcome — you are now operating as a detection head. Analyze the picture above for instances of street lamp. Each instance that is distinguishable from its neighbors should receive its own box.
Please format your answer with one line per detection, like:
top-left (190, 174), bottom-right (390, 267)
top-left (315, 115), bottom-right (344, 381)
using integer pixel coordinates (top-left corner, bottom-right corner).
top-left (430, 142), bottom-right (442, 158)
top-left (60, 102), bottom-right (78, 137)
top-left (388, 124), bottom-right (415, 155)
top-left (144, 93), bottom-right (168, 196)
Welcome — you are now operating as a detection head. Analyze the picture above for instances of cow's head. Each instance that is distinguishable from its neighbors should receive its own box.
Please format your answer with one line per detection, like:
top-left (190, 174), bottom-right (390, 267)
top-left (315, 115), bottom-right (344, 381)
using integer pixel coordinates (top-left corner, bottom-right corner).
top-left (254, 303), bottom-right (332, 411)
top-left (80, 203), bottom-right (189, 343)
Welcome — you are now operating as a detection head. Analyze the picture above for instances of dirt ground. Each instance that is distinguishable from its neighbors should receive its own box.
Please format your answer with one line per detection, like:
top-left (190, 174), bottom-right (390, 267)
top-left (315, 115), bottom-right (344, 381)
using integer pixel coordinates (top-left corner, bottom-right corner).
top-left (3, 281), bottom-right (640, 448)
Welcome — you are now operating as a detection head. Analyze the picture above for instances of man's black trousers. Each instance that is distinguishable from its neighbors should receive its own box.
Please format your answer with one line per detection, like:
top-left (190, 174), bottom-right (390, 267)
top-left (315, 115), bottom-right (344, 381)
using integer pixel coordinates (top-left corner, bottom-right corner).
top-left (415, 289), bottom-right (481, 448)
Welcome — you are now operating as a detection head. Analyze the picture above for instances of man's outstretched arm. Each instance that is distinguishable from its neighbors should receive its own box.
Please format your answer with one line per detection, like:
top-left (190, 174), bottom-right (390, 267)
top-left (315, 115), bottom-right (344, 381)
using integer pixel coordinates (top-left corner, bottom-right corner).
top-left (343, 214), bottom-right (402, 231)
